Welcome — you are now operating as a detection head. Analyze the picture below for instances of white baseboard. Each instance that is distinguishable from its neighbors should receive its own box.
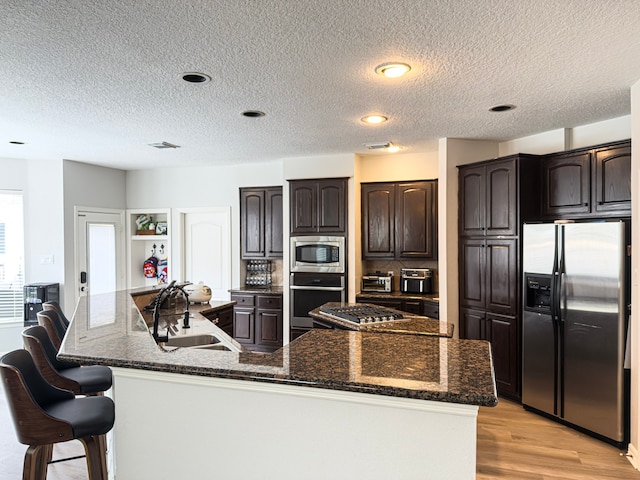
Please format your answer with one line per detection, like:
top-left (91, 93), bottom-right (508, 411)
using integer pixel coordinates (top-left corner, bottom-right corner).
top-left (627, 442), bottom-right (640, 470)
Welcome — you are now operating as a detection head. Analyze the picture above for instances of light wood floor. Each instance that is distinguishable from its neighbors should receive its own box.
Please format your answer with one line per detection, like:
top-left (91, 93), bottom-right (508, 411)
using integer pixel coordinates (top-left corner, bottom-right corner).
top-left (477, 398), bottom-right (640, 479)
top-left (2, 384), bottom-right (639, 479)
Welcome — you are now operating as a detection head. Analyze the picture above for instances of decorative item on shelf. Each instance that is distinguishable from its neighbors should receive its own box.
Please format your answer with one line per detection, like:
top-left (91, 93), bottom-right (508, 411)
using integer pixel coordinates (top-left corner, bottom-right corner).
top-left (156, 221), bottom-right (168, 235)
top-left (143, 245), bottom-right (158, 278)
top-left (245, 260), bottom-right (272, 287)
top-left (156, 244), bottom-right (168, 284)
top-left (135, 214), bottom-right (157, 235)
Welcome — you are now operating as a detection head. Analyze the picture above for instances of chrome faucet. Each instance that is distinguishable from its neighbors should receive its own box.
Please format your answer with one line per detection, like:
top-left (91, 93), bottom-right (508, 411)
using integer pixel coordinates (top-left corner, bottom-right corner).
top-left (152, 281), bottom-right (190, 343)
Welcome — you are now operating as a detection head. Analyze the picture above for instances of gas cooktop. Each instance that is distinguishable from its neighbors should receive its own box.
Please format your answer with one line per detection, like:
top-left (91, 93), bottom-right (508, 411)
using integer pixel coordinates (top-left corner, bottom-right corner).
top-left (319, 304), bottom-right (404, 324)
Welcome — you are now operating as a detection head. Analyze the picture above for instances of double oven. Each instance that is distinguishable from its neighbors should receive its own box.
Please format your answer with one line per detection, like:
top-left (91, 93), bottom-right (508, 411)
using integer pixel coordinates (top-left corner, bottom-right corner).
top-left (289, 236), bottom-right (345, 330)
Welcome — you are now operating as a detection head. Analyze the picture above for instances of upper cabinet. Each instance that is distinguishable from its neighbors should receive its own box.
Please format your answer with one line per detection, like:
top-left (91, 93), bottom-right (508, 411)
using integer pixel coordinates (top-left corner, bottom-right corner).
top-left (240, 187), bottom-right (283, 259)
top-left (459, 159), bottom-right (520, 237)
top-left (361, 180), bottom-right (437, 260)
top-left (541, 139), bottom-right (630, 219)
top-left (289, 178), bottom-right (347, 235)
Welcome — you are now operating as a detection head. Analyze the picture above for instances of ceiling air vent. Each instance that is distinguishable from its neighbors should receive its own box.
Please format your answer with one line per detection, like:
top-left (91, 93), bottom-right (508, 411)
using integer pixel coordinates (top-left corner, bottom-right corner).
top-left (149, 141), bottom-right (181, 149)
top-left (364, 142), bottom-right (391, 150)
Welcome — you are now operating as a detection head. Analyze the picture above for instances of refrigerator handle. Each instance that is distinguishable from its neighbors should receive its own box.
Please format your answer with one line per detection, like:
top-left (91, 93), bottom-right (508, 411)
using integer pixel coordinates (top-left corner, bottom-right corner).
top-left (551, 225), bottom-right (559, 320)
top-left (557, 225), bottom-right (566, 323)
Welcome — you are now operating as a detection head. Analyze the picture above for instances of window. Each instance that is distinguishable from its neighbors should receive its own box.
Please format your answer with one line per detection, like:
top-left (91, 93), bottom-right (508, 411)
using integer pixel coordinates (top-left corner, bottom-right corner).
top-left (0, 191), bottom-right (24, 323)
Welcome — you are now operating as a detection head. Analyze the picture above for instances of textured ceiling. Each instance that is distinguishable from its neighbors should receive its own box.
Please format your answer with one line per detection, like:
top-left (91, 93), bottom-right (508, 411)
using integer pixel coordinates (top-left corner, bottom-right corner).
top-left (1, 0), bottom-right (640, 170)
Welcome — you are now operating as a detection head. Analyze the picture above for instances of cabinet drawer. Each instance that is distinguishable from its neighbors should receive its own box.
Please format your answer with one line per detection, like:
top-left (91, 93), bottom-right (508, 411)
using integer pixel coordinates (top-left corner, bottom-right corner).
top-left (257, 295), bottom-right (282, 309)
top-left (231, 294), bottom-right (255, 306)
top-left (422, 301), bottom-right (440, 319)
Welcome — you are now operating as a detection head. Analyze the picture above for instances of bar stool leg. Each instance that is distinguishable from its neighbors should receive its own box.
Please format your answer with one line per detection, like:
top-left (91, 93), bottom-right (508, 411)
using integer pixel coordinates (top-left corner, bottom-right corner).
top-left (81, 435), bottom-right (108, 480)
top-left (22, 444), bottom-right (48, 480)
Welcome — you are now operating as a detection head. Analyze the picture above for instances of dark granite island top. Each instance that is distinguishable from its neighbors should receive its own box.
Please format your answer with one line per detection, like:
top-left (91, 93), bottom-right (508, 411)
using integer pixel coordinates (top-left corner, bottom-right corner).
top-left (309, 301), bottom-right (454, 337)
top-left (58, 289), bottom-right (497, 480)
top-left (59, 290), bottom-right (495, 406)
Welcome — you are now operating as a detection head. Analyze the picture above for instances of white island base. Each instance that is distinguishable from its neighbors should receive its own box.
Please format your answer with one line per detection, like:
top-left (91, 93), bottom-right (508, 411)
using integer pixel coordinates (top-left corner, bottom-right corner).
top-left (110, 368), bottom-right (478, 480)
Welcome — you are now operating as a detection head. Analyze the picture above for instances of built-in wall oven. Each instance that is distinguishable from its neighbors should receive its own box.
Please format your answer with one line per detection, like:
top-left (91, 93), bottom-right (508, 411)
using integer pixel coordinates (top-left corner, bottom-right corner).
top-left (290, 272), bottom-right (345, 329)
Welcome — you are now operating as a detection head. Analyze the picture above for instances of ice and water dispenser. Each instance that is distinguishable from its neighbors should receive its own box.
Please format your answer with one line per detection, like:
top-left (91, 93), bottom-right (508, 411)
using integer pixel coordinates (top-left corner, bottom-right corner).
top-left (524, 274), bottom-right (552, 314)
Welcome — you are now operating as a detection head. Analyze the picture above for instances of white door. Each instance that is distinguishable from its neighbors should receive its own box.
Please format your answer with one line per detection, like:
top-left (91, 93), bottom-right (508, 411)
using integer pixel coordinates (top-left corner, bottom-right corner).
top-left (76, 209), bottom-right (125, 299)
top-left (179, 208), bottom-right (231, 300)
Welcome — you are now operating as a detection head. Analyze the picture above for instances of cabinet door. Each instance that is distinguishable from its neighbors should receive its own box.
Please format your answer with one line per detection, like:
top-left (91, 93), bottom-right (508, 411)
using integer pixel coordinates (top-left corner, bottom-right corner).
top-left (396, 181), bottom-right (436, 259)
top-left (422, 301), bottom-right (439, 319)
top-left (459, 238), bottom-right (485, 310)
top-left (485, 238), bottom-right (518, 315)
top-left (317, 179), bottom-right (347, 234)
top-left (594, 143), bottom-right (631, 215)
top-left (256, 309), bottom-right (283, 350)
top-left (233, 307), bottom-right (255, 345)
top-left (486, 313), bottom-right (519, 396)
top-left (459, 165), bottom-right (486, 237)
top-left (486, 159), bottom-right (517, 236)
top-left (240, 189), bottom-right (265, 258)
top-left (265, 187), bottom-right (283, 258)
top-left (542, 152), bottom-right (591, 217)
top-left (459, 308), bottom-right (485, 340)
top-left (215, 306), bottom-right (234, 336)
top-left (361, 183), bottom-right (395, 258)
top-left (403, 301), bottom-right (422, 315)
top-left (290, 181), bottom-right (317, 233)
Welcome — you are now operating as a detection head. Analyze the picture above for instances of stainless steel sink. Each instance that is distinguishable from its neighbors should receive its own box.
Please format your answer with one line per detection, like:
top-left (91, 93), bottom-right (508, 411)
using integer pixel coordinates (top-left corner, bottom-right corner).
top-left (165, 334), bottom-right (221, 347)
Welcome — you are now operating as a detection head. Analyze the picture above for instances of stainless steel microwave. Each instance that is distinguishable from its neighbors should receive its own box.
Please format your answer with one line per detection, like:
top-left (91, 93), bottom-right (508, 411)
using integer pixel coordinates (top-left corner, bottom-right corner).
top-left (290, 236), bottom-right (345, 273)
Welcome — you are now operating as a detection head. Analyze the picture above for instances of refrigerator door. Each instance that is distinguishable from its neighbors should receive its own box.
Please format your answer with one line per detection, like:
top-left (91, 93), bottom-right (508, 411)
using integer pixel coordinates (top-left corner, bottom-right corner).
top-left (522, 223), bottom-right (558, 415)
top-left (561, 221), bottom-right (625, 442)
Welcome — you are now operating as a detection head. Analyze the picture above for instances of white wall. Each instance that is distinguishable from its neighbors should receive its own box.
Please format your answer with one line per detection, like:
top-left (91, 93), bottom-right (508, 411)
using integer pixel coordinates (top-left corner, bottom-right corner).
top-left (0, 157), bottom-right (64, 353)
top-left (62, 160), bottom-right (126, 312)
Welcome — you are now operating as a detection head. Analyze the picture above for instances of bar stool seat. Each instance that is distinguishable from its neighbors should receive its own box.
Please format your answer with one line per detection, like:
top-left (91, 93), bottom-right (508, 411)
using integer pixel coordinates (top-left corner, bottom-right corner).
top-left (1, 349), bottom-right (115, 480)
top-left (36, 310), bottom-right (67, 349)
top-left (42, 301), bottom-right (70, 328)
top-left (23, 325), bottom-right (112, 396)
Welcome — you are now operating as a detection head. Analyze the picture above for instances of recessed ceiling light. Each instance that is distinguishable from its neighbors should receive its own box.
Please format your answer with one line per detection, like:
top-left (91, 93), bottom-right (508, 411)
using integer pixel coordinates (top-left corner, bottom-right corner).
top-left (489, 104), bottom-right (516, 112)
top-left (375, 62), bottom-right (411, 78)
top-left (361, 115), bottom-right (388, 124)
top-left (9, 141), bottom-right (25, 145)
top-left (241, 110), bottom-right (266, 118)
top-left (181, 72), bottom-right (211, 83)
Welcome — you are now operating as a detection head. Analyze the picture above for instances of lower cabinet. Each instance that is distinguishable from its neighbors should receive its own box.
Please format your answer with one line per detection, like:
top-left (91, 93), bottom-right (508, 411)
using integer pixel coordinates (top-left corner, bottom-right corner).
top-left (204, 305), bottom-right (234, 337)
top-left (460, 308), bottom-right (519, 398)
top-left (230, 292), bottom-right (283, 353)
top-left (356, 296), bottom-right (437, 318)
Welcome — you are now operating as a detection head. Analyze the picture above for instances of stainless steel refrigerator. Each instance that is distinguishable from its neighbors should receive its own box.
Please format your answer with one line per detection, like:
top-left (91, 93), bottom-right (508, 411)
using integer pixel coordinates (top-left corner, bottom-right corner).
top-left (522, 221), bottom-right (628, 444)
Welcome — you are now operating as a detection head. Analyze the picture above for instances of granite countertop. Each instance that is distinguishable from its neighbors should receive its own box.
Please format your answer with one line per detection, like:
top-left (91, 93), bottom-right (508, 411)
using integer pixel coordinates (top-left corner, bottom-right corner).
top-left (309, 302), bottom-right (454, 337)
top-left (356, 291), bottom-right (440, 302)
top-left (58, 290), bottom-right (497, 407)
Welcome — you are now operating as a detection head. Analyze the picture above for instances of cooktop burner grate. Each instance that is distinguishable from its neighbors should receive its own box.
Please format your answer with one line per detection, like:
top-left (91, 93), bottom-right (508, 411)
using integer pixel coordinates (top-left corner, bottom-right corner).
top-left (319, 304), bottom-right (404, 324)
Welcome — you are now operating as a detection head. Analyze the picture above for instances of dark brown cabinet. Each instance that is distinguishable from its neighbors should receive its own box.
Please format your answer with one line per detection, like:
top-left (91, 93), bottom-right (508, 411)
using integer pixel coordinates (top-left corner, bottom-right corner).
top-left (459, 237), bottom-right (518, 317)
top-left (458, 154), bottom-right (538, 401)
top-left (290, 178), bottom-right (347, 235)
top-left (541, 139), bottom-right (630, 219)
top-left (209, 305), bottom-right (233, 337)
top-left (361, 180), bottom-right (437, 259)
top-left (459, 159), bottom-right (518, 237)
top-left (356, 295), bottom-right (436, 317)
top-left (460, 308), bottom-right (518, 396)
top-left (230, 292), bottom-right (283, 352)
top-left (541, 151), bottom-right (591, 217)
top-left (240, 187), bottom-right (283, 259)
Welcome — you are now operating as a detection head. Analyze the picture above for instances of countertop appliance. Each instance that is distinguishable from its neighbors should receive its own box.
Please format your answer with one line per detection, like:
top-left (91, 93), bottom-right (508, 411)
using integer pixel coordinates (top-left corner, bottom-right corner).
top-left (290, 236), bottom-right (345, 274)
top-left (361, 272), bottom-right (393, 293)
top-left (400, 268), bottom-right (433, 294)
top-left (522, 221), bottom-right (629, 445)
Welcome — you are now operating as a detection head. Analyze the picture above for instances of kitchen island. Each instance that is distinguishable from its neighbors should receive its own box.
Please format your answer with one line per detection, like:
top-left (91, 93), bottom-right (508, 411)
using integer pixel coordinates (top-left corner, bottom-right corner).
top-left (59, 289), bottom-right (497, 480)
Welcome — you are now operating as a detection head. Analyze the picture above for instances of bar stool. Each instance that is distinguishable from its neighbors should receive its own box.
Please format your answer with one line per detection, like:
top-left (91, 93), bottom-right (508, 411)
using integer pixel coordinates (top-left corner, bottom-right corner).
top-left (22, 325), bottom-right (112, 396)
top-left (42, 301), bottom-right (70, 328)
top-left (36, 310), bottom-right (67, 349)
top-left (0, 349), bottom-right (115, 480)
